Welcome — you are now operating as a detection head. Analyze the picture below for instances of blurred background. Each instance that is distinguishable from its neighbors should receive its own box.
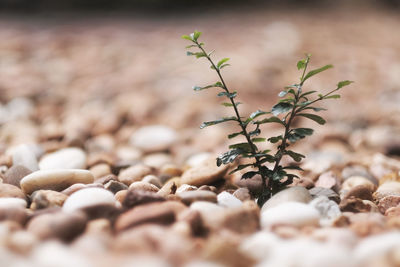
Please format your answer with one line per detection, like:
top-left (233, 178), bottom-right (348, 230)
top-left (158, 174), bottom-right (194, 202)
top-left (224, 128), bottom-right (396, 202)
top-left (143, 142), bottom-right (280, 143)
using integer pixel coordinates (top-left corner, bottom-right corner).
top-left (0, 0), bottom-right (399, 158)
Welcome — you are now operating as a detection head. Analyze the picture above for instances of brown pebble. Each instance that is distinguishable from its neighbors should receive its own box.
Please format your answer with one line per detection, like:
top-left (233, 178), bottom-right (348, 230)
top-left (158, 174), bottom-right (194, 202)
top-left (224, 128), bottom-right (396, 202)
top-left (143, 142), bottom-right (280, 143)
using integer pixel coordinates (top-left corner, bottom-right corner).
top-left (340, 197), bottom-right (372, 213)
top-left (4, 165), bottom-right (32, 188)
top-left (178, 190), bottom-right (217, 205)
top-left (30, 190), bottom-right (67, 210)
top-left (377, 195), bottom-right (400, 214)
top-left (233, 188), bottom-right (251, 201)
top-left (123, 189), bottom-right (166, 209)
top-left (343, 185), bottom-right (373, 201)
top-left (0, 207), bottom-right (28, 225)
top-left (104, 180), bottom-right (128, 194)
top-left (0, 183), bottom-right (26, 200)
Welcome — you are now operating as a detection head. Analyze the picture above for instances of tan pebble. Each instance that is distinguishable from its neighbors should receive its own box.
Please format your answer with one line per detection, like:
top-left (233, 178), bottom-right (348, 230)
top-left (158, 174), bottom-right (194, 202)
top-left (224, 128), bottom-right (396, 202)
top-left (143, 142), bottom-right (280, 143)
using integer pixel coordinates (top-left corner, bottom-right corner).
top-left (143, 153), bottom-right (172, 169)
top-left (86, 219), bottom-right (112, 234)
top-left (379, 172), bottom-right (400, 185)
top-left (176, 184), bottom-right (197, 194)
top-left (123, 189), bottom-right (165, 208)
top-left (94, 174), bottom-right (117, 185)
top-left (118, 164), bottom-right (152, 186)
top-left (89, 163), bottom-right (112, 179)
top-left (30, 190), bottom-right (67, 210)
top-left (128, 181), bottom-right (159, 192)
top-left (180, 157), bottom-right (229, 187)
top-left (160, 163), bottom-right (182, 177)
top-left (6, 230), bottom-right (38, 254)
top-left (374, 181), bottom-right (400, 200)
top-left (178, 190), bottom-right (217, 205)
top-left (261, 186), bottom-right (312, 212)
top-left (157, 178), bottom-right (180, 197)
top-left (20, 169), bottom-right (94, 195)
top-left (115, 190), bottom-right (127, 204)
top-left (0, 207), bottom-right (28, 225)
top-left (377, 195), bottom-right (400, 214)
top-left (0, 183), bottom-right (26, 200)
top-left (342, 176), bottom-right (376, 192)
top-left (385, 205), bottom-right (400, 217)
top-left (141, 175), bottom-right (162, 188)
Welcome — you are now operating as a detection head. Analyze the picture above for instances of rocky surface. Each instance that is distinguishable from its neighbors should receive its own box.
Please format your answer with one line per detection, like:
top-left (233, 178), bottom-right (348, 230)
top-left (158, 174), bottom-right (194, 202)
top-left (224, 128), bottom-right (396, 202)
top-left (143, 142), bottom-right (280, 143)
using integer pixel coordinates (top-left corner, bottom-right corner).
top-left (0, 6), bottom-right (400, 267)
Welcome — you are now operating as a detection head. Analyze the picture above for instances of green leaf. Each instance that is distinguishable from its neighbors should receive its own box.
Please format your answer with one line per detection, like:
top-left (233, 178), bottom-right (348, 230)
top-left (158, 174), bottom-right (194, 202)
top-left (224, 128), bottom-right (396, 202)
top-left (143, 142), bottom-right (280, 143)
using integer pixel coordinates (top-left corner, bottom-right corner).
top-left (185, 44), bottom-right (197, 49)
top-left (283, 165), bottom-right (304, 171)
top-left (303, 106), bottom-right (327, 112)
top-left (228, 132), bottom-right (243, 139)
top-left (298, 113), bottom-right (326, 125)
top-left (186, 51), bottom-right (194, 56)
top-left (220, 64), bottom-right (230, 69)
top-left (297, 59), bottom-right (306, 70)
top-left (254, 116), bottom-right (285, 126)
top-left (182, 35), bottom-right (193, 41)
top-left (242, 150), bottom-right (271, 158)
top-left (293, 128), bottom-right (314, 136)
top-left (214, 82), bottom-right (224, 88)
top-left (217, 58), bottom-right (230, 68)
top-left (195, 52), bottom-right (207, 58)
top-left (324, 94), bottom-right (341, 99)
top-left (259, 155), bottom-right (276, 164)
top-left (302, 64), bottom-right (333, 83)
top-left (271, 102), bottom-right (293, 116)
top-left (251, 137), bottom-right (266, 143)
top-left (242, 171), bottom-right (258, 179)
top-left (229, 164), bottom-right (253, 175)
top-left (193, 85), bottom-right (213, 91)
top-left (222, 102), bottom-right (241, 107)
top-left (272, 169), bottom-right (287, 181)
top-left (249, 128), bottom-right (261, 137)
top-left (285, 150), bottom-right (305, 162)
top-left (278, 91), bottom-right (288, 97)
top-left (200, 117), bottom-right (237, 129)
top-left (337, 80), bottom-right (354, 89)
top-left (249, 110), bottom-right (269, 120)
top-left (300, 91), bottom-right (317, 98)
top-left (193, 30), bottom-right (202, 41)
top-left (216, 149), bottom-right (242, 166)
top-left (229, 142), bottom-right (257, 152)
top-left (217, 91), bottom-right (237, 98)
top-left (268, 135), bottom-right (283, 144)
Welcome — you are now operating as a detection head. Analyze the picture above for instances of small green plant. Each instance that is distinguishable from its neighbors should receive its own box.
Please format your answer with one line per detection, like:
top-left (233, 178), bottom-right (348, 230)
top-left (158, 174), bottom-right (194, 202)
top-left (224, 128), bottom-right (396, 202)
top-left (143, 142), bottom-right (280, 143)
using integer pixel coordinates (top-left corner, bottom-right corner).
top-left (182, 31), bottom-right (353, 207)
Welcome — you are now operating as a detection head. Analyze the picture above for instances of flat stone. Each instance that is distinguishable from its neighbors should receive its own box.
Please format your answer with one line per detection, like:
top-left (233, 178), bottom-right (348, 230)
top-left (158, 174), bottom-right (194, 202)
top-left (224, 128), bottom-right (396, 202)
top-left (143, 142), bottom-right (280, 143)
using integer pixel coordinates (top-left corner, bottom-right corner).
top-left (309, 187), bottom-right (341, 204)
top-left (180, 157), bottom-right (229, 187)
top-left (10, 144), bottom-right (39, 171)
top-left (30, 190), bottom-right (67, 210)
top-left (104, 180), bottom-right (128, 194)
top-left (261, 186), bottom-right (312, 212)
top-left (0, 183), bottom-right (25, 199)
top-left (39, 147), bottom-right (87, 170)
top-left (178, 190), bottom-right (217, 205)
top-left (118, 164), bottom-right (152, 186)
top-left (63, 187), bottom-right (115, 213)
top-left (27, 211), bottom-right (87, 241)
top-left (115, 202), bottom-right (176, 232)
top-left (217, 191), bottom-right (242, 208)
top-left (130, 125), bottom-right (177, 153)
top-left (0, 198), bottom-right (27, 209)
top-left (342, 176), bottom-right (376, 192)
top-left (20, 169), bottom-right (94, 195)
top-left (128, 181), bottom-right (159, 192)
top-left (3, 165), bottom-right (32, 188)
top-left (123, 189), bottom-right (166, 208)
top-left (261, 202), bottom-right (320, 228)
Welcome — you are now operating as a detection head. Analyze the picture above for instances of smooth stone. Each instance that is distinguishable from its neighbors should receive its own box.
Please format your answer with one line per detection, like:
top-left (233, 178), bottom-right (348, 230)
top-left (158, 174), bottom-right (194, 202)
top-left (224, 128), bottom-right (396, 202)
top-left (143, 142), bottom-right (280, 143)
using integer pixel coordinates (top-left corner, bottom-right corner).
top-left (62, 188), bottom-right (115, 213)
top-left (142, 175), bottom-right (163, 188)
top-left (339, 198), bottom-right (373, 213)
top-left (118, 164), bottom-right (152, 186)
top-left (240, 232), bottom-right (281, 261)
top-left (219, 202), bottom-right (260, 234)
top-left (342, 176), bottom-right (376, 192)
top-left (159, 164), bottom-right (182, 177)
top-left (343, 185), bottom-right (373, 201)
top-left (178, 190), bottom-right (217, 205)
top-left (180, 157), bottom-right (229, 187)
top-left (261, 202), bottom-right (320, 228)
top-left (6, 230), bottom-right (38, 254)
top-left (233, 188), bottom-right (251, 201)
top-left (20, 169), bottom-right (94, 195)
top-left (309, 196), bottom-right (341, 226)
top-left (0, 183), bottom-right (25, 199)
top-left (292, 177), bottom-right (315, 189)
top-left (374, 181), bottom-right (400, 200)
top-left (342, 165), bottom-right (377, 185)
top-left (315, 171), bottom-right (339, 192)
top-left (0, 198), bottom-right (27, 209)
top-left (89, 163), bottom-right (111, 179)
top-left (309, 187), bottom-right (341, 204)
top-left (61, 183), bottom-right (103, 196)
top-left (347, 212), bottom-right (386, 236)
top-left (217, 191), bottom-right (242, 208)
top-left (10, 144), bottom-right (39, 171)
top-left (130, 125), bottom-right (177, 153)
top-left (123, 189), bottom-right (165, 208)
top-left (261, 186), bottom-right (312, 212)
top-left (39, 148), bottom-right (87, 170)
top-left (27, 212), bottom-right (87, 241)
top-left (176, 184), bottom-right (197, 194)
top-left (104, 180), bottom-right (128, 194)
top-left (3, 165), bottom-right (32, 188)
top-left (185, 153), bottom-right (212, 167)
top-left (0, 207), bottom-right (28, 225)
top-left (115, 202), bottom-right (176, 232)
top-left (143, 153), bottom-right (172, 169)
top-left (128, 181), bottom-right (159, 192)
top-left (30, 190), bottom-right (67, 210)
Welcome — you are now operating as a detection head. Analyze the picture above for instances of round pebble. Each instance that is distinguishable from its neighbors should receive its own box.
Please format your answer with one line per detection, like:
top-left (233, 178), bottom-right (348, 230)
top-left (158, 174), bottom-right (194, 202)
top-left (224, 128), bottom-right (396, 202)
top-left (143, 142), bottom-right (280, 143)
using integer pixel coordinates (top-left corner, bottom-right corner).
top-left (130, 125), bottom-right (177, 153)
top-left (39, 148), bottom-right (87, 170)
top-left (63, 187), bottom-right (116, 213)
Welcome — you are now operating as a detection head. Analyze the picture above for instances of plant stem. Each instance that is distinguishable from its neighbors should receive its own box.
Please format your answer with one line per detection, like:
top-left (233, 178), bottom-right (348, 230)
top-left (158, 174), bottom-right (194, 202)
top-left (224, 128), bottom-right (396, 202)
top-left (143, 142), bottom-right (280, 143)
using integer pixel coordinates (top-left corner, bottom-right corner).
top-left (194, 41), bottom-right (268, 191)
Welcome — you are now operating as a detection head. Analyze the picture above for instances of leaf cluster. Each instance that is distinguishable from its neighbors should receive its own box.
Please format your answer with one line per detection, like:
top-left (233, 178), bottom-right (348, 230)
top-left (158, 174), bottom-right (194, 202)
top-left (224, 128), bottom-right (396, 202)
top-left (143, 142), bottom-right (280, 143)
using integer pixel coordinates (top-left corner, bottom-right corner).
top-left (183, 31), bottom-right (353, 206)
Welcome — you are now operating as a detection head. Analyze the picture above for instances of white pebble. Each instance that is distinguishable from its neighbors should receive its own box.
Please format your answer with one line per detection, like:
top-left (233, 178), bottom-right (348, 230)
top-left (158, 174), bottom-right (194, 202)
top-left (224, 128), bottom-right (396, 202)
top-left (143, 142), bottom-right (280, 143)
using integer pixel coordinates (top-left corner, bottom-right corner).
top-left (130, 125), bottom-right (177, 153)
top-left (63, 188), bottom-right (115, 212)
top-left (217, 191), bottom-right (242, 208)
top-left (39, 148), bottom-right (87, 170)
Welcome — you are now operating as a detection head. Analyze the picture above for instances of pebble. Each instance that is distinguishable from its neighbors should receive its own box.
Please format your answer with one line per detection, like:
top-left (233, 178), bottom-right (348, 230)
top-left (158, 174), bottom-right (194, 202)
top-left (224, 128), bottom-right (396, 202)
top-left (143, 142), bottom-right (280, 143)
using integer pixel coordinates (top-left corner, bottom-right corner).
top-left (6, 230), bottom-right (38, 254)
top-left (0, 183), bottom-right (26, 199)
top-left (160, 164), bottom-right (183, 177)
top-left (115, 202), bottom-right (176, 232)
top-left (217, 191), bottom-right (242, 208)
top-left (0, 207), bottom-right (28, 225)
top-left (143, 153), bottom-right (173, 169)
top-left (261, 186), bottom-right (312, 212)
top-left (10, 144), bottom-right (39, 171)
top-left (315, 171), bottom-right (339, 192)
top-left (142, 175), bottom-right (163, 188)
top-left (309, 187), bottom-right (341, 203)
top-left (27, 212), bottom-right (87, 241)
top-left (261, 202), bottom-right (320, 228)
top-left (30, 190), bottom-right (68, 210)
top-left (89, 163), bottom-right (111, 179)
top-left (176, 184), bottom-right (198, 194)
top-left (123, 189), bottom-right (165, 208)
top-left (130, 125), bottom-right (177, 153)
top-left (233, 188), bottom-right (251, 201)
top-left (374, 181), bottom-right (400, 200)
top-left (104, 180), bottom-right (128, 194)
top-left (343, 185), bottom-right (373, 201)
top-left (0, 198), bottom-right (27, 209)
top-left (20, 169), bottom-right (94, 195)
top-left (185, 152), bottom-right (212, 167)
top-left (340, 198), bottom-right (373, 213)
top-left (39, 147), bottom-right (87, 170)
top-left (377, 195), bottom-right (400, 214)
top-left (342, 176), bottom-right (376, 192)
top-left (128, 181), bottom-right (159, 192)
top-left (309, 196), bottom-right (341, 226)
top-left (3, 165), bottom-right (32, 188)
top-left (118, 164), bottom-right (152, 186)
top-left (178, 190), bottom-right (217, 205)
top-left (62, 188), bottom-right (116, 213)
top-left (180, 157), bottom-right (229, 187)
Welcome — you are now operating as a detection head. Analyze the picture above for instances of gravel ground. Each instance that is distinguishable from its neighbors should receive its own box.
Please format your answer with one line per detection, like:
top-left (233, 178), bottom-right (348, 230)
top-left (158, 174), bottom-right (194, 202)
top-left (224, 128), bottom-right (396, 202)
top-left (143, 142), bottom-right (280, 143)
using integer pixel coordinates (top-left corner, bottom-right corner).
top-left (0, 6), bottom-right (400, 267)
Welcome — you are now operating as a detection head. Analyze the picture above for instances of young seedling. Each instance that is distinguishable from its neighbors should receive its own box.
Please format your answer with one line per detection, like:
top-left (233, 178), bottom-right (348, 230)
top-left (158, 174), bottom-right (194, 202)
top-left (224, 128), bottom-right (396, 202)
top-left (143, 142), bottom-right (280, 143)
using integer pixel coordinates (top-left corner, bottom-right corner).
top-left (182, 31), bottom-right (353, 207)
